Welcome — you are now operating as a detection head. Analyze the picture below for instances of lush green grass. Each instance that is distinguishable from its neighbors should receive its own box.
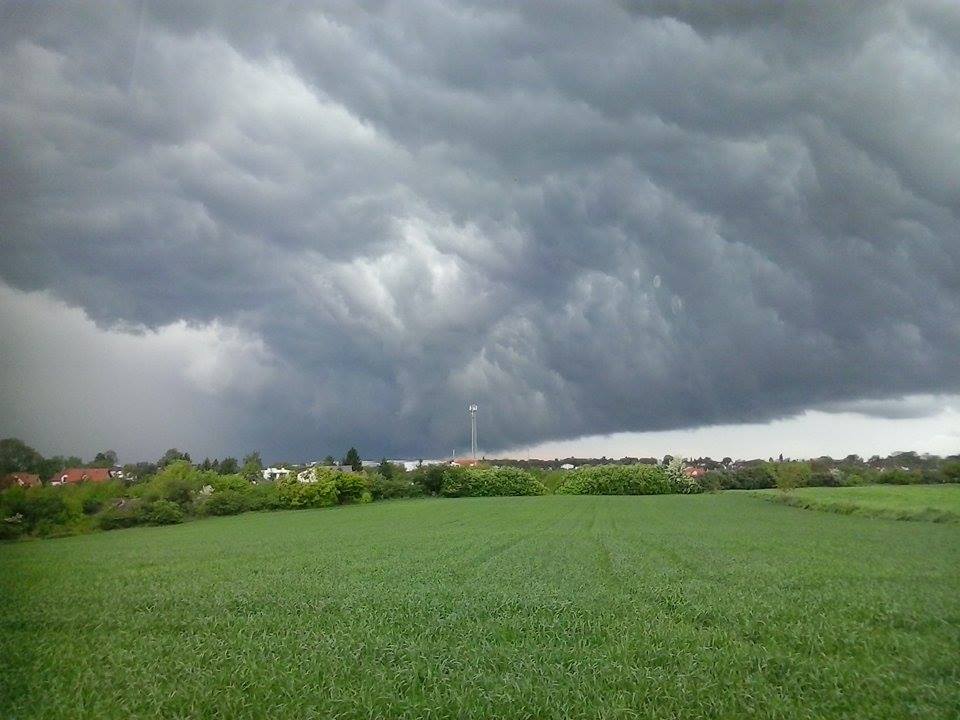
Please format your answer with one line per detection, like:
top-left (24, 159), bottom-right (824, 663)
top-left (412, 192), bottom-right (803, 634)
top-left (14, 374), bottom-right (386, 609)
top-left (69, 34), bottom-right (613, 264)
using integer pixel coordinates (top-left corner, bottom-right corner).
top-left (2, 494), bottom-right (958, 719)
top-left (753, 484), bottom-right (960, 523)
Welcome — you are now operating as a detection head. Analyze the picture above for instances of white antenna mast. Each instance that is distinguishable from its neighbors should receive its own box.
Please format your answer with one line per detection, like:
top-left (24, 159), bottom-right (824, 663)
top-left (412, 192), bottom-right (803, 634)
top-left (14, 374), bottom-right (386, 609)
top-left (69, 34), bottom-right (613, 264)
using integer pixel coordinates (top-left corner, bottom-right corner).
top-left (469, 404), bottom-right (478, 459)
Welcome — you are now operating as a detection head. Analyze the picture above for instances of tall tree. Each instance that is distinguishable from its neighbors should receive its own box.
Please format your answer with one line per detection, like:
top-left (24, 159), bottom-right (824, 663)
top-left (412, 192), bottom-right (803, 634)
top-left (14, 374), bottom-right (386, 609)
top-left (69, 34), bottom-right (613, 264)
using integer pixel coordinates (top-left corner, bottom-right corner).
top-left (242, 451), bottom-right (263, 482)
top-left (91, 450), bottom-right (118, 468)
top-left (0, 438), bottom-right (44, 476)
top-left (218, 457), bottom-right (238, 474)
top-left (159, 448), bottom-right (191, 467)
top-left (378, 458), bottom-right (395, 480)
top-left (343, 447), bottom-right (362, 471)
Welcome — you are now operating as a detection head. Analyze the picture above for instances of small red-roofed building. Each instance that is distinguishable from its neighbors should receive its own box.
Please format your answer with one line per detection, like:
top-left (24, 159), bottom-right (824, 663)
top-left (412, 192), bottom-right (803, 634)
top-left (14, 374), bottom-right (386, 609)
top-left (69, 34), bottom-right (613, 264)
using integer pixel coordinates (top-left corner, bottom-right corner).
top-left (49, 468), bottom-right (114, 486)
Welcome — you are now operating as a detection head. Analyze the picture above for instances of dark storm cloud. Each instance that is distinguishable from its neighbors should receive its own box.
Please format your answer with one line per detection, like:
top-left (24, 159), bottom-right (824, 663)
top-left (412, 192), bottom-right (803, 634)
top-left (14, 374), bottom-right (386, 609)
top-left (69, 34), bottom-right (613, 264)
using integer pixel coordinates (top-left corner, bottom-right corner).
top-left (1, 0), bottom-right (958, 459)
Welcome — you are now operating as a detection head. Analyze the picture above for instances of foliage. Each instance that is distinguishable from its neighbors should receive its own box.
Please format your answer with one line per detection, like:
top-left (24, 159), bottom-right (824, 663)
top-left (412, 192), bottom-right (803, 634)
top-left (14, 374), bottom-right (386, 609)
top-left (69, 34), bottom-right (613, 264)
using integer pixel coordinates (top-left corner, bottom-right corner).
top-left (370, 476), bottom-right (426, 500)
top-left (663, 456), bottom-right (704, 494)
top-left (555, 464), bottom-right (674, 495)
top-left (414, 465), bottom-right (446, 495)
top-left (0, 486), bottom-right (73, 535)
top-left (276, 472), bottom-right (338, 509)
top-left (773, 461), bottom-right (812, 492)
top-left (0, 438), bottom-right (44, 477)
top-left (333, 471), bottom-right (371, 504)
top-left (198, 490), bottom-right (249, 516)
top-left (134, 460), bottom-right (216, 507)
top-left (377, 458), bottom-right (401, 480)
top-left (343, 447), bottom-right (362, 471)
top-left (158, 448), bottom-right (191, 467)
top-left (96, 499), bottom-right (145, 530)
top-left (440, 467), bottom-right (547, 497)
top-left (702, 465), bottom-right (778, 491)
top-left (90, 450), bottom-right (118, 468)
top-left (218, 457), bottom-right (239, 475)
top-left (209, 473), bottom-right (252, 493)
top-left (241, 451), bottom-right (263, 482)
top-left (141, 499), bottom-right (185, 525)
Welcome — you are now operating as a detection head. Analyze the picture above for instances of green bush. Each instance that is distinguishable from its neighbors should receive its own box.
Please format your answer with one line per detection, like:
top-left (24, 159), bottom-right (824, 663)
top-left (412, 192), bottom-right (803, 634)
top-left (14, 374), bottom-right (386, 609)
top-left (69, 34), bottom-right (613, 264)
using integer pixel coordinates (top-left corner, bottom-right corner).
top-left (418, 465), bottom-right (446, 495)
top-left (441, 467), bottom-right (546, 497)
top-left (245, 483), bottom-right (283, 511)
top-left (209, 473), bottom-right (253, 493)
top-left (774, 462), bottom-right (812, 492)
top-left (334, 471), bottom-right (371, 504)
top-left (877, 468), bottom-right (922, 485)
top-left (556, 464), bottom-right (673, 495)
top-left (134, 460), bottom-right (215, 507)
top-left (0, 487), bottom-right (77, 534)
top-left (943, 461), bottom-right (960, 483)
top-left (703, 465), bottom-right (777, 491)
top-left (276, 472), bottom-right (338, 508)
top-left (371, 476), bottom-right (426, 500)
top-left (141, 499), bottom-right (184, 525)
top-left (198, 489), bottom-right (249, 516)
top-left (97, 500), bottom-right (144, 530)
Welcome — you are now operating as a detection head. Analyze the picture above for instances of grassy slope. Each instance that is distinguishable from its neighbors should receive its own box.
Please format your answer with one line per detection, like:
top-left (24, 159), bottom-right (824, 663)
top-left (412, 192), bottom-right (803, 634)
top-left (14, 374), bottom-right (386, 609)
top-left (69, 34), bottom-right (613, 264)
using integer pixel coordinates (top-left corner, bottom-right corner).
top-left (2, 494), bottom-right (958, 719)
top-left (752, 484), bottom-right (960, 522)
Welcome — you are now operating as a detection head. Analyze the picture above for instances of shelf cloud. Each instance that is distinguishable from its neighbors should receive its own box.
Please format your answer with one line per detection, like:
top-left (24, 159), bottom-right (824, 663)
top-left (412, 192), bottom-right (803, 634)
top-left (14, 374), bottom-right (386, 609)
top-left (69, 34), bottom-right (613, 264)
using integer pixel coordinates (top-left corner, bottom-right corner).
top-left (1, 1), bottom-right (958, 460)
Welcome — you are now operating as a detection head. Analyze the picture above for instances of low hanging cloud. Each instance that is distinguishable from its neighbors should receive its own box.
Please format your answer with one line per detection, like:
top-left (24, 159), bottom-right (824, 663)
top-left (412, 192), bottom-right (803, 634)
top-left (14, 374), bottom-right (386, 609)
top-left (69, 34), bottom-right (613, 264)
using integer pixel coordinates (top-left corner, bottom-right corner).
top-left (0, 1), bottom-right (958, 460)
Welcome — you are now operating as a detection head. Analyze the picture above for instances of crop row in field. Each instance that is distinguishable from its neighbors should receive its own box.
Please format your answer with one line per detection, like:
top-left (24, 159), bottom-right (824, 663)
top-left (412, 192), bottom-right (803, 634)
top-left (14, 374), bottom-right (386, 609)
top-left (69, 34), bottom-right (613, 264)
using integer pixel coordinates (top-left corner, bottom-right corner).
top-left (2, 492), bottom-right (958, 719)
top-left (751, 483), bottom-right (960, 523)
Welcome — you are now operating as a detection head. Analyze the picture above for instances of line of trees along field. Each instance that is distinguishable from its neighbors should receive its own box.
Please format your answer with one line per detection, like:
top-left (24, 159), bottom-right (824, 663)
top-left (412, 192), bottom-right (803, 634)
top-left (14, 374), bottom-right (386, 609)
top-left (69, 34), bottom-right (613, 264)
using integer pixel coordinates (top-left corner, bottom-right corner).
top-left (1, 437), bottom-right (958, 541)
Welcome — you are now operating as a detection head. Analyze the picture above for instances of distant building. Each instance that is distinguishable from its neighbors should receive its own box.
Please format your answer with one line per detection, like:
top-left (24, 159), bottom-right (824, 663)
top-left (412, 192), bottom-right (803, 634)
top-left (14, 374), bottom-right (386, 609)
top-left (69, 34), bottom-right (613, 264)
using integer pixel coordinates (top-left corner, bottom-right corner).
top-left (261, 467), bottom-right (292, 482)
top-left (50, 468), bottom-right (115, 486)
top-left (1, 472), bottom-right (41, 489)
top-left (560, 463), bottom-right (576, 470)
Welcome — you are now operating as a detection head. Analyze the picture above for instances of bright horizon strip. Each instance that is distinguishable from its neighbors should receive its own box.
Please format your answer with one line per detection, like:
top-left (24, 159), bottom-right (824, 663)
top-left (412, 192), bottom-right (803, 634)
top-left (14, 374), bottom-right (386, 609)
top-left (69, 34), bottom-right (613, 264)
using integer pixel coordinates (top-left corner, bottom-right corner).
top-left (492, 401), bottom-right (960, 461)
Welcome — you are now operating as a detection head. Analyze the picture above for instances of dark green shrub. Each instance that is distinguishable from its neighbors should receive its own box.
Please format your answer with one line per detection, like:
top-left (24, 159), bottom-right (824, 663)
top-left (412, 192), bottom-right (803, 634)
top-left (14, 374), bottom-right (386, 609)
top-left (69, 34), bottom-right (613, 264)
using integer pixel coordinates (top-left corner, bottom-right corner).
top-left (419, 465), bottom-right (446, 495)
top-left (0, 514), bottom-right (25, 540)
top-left (97, 500), bottom-right (144, 530)
top-left (210, 473), bottom-right (253, 493)
top-left (943, 461), bottom-right (960, 483)
top-left (878, 468), bottom-right (921, 485)
top-left (1, 487), bottom-right (75, 533)
top-left (441, 467), bottom-right (546, 497)
top-left (245, 483), bottom-right (282, 510)
top-left (70, 481), bottom-right (125, 515)
top-left (141, 499), bottom-right (184, 525)
top-left (707, 465), bottom-right (777, 490)
top-left (276, 473), bottom-right (338, 508)
top-left (334, 471), bottom-right (371, 504)
top-left (556, 464), bottom-right (673, 495)
top-left (199, 489), bottom-right (248, 516)
top-left (371, 477), bottom-right (425, 500)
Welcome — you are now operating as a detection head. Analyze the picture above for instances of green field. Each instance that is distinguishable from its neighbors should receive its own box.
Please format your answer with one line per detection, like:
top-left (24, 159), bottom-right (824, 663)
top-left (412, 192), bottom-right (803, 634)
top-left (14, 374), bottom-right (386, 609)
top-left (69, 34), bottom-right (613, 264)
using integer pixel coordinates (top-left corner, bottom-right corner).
top-left (753, 484), bottom-right (960, 522)
top-left (2, 494), bottom-right (959, 719)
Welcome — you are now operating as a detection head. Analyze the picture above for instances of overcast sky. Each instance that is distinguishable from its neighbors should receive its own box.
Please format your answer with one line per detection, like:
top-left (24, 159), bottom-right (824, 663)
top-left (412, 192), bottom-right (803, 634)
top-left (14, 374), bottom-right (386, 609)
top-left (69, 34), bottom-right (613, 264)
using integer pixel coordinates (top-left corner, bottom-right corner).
top-left (1, 1), bottom-right (958, 463)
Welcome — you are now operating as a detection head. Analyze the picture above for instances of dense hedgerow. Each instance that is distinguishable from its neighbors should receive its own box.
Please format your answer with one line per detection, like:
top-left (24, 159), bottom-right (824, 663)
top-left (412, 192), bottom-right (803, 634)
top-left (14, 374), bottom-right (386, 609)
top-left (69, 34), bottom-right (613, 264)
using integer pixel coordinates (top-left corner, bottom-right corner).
top-left (274, 468), bottom-right (371, 509)
top-left (440, 467), bottom-right (547, 497)
top-left (370, 476), bottom-right (426, 500)
top-left (556, 464), bottom-right (679, 495)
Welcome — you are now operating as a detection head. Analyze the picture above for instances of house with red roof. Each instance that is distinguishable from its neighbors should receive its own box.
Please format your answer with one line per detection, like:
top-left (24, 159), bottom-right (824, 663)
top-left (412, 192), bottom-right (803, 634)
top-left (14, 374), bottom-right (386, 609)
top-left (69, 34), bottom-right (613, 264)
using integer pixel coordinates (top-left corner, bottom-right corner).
top-left (0, 472), bottom-right (41, 489)
top-left (49, 468), bottom-right (114, 486)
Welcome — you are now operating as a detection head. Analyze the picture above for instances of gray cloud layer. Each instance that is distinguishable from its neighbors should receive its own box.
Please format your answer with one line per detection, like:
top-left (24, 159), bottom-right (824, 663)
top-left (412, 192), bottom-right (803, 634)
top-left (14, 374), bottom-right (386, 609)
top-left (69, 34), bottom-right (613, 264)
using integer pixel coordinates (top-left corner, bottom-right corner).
top-left (1, 1), bottom-right (958, 459)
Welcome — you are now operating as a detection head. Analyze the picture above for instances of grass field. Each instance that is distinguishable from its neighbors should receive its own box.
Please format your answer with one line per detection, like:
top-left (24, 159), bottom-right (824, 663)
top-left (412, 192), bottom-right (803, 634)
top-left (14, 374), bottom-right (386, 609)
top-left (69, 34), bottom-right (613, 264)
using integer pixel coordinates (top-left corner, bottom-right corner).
top-left (2, 494), bottom-right (959, 719)
top-left (753, 483), bottom-right (960, 523)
